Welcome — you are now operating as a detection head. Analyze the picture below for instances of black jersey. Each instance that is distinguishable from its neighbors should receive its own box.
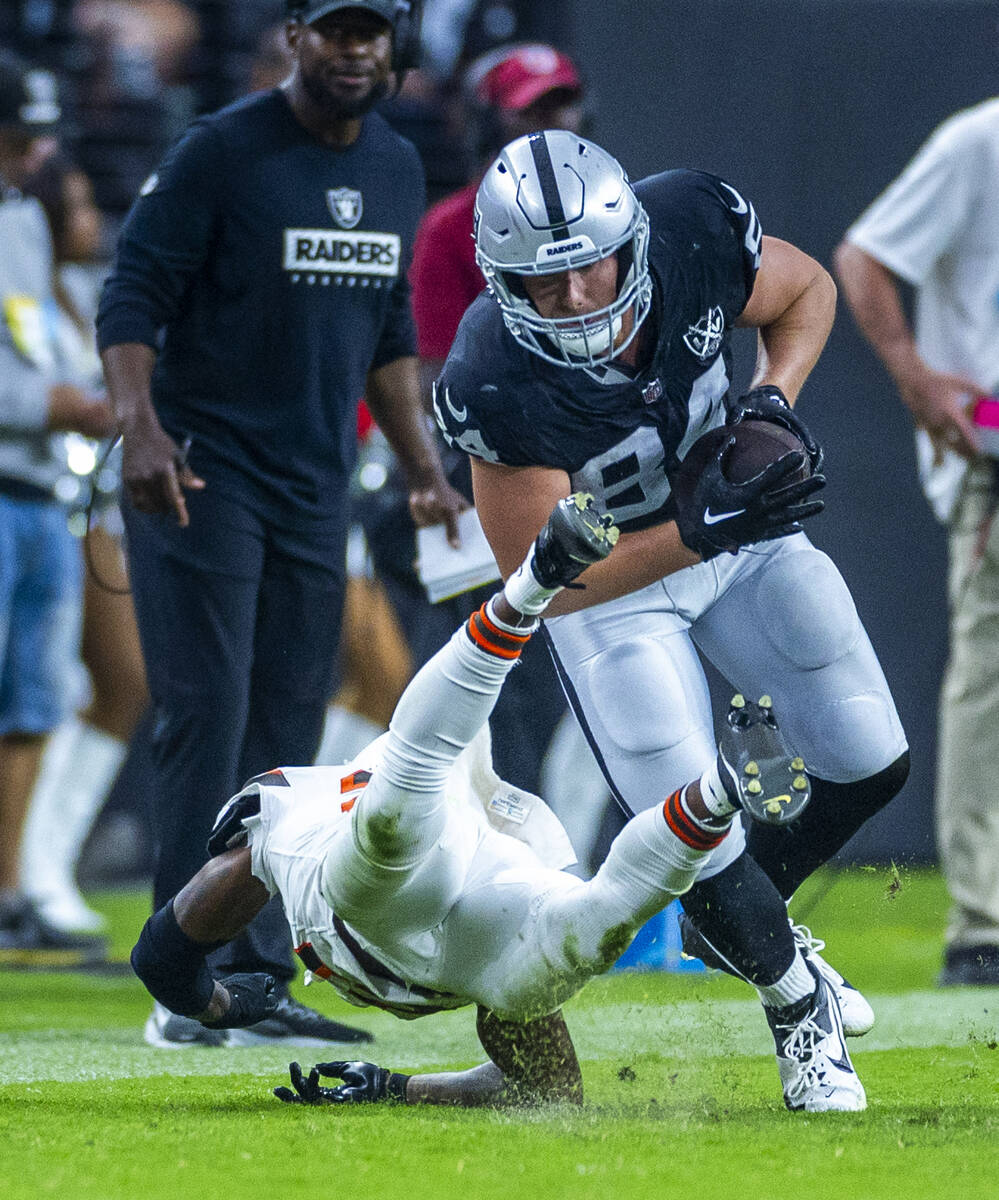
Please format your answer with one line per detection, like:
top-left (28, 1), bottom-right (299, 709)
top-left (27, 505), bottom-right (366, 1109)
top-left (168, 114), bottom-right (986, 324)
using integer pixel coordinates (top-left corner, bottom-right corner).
top-left (97, 89), bottom-right (425, 523)
top-left (433, 169), bottom-right (761, 532)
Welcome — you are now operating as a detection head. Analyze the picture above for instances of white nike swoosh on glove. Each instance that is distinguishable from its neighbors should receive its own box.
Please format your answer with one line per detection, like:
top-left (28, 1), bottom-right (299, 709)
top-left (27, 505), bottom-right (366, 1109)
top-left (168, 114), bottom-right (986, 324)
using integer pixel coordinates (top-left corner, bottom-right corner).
top-left (704, 507), bottom-right (746, 525)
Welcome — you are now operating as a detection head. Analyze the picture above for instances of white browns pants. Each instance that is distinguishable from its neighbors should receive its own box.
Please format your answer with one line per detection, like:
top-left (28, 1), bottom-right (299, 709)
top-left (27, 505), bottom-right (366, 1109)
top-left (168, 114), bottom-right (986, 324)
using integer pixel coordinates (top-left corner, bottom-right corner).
top-left (322, 618), bottom-right (715, 1020)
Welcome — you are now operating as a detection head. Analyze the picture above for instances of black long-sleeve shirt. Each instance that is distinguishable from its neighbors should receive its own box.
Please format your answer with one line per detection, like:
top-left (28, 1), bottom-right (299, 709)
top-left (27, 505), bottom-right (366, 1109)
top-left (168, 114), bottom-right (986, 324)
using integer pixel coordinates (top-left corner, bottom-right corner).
top-left (97, 89), bottom-right (425, 523)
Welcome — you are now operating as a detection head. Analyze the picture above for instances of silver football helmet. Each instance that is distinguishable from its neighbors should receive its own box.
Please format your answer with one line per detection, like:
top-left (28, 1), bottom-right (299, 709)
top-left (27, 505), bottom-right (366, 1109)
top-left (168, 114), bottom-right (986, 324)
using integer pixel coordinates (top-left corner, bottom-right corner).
top-left (474, 130), bottom-right (652, 369)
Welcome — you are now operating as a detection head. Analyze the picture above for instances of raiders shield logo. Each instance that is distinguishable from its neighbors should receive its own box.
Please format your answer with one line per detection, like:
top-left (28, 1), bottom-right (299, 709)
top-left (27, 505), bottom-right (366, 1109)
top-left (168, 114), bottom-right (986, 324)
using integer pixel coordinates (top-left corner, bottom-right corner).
top-left (327, 187), bottom-right (363, 230)
top-left (683, 306), bottom-right (725, 360)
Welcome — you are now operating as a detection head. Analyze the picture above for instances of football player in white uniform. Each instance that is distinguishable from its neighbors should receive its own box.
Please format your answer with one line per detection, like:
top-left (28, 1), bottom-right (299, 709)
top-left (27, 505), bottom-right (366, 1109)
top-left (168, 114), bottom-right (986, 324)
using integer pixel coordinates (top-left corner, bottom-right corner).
top-left (131, 495), bottom-right (865, 1112)
top-left (433, 133), bottom-right (911, 1096)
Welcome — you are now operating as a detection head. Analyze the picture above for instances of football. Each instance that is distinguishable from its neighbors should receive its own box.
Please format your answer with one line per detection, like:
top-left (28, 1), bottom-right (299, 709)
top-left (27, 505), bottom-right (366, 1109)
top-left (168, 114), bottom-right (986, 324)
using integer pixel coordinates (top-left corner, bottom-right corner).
top-left (671, 420), bottom-right (811, 505)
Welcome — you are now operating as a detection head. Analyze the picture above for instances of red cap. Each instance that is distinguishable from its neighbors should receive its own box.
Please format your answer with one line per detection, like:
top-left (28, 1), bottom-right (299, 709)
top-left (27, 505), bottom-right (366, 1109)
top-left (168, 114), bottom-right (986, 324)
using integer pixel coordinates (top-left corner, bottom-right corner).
top-left (476, 44), bottom-right (582, 112)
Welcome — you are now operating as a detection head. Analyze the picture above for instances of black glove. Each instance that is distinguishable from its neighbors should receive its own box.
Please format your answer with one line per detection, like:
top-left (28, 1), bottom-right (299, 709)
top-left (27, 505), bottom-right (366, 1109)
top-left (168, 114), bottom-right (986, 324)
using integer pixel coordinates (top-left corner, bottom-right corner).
top-left (273, 1060), bottom-right (410, 1105)
top-left (725, 385), bottom-right (824, 473)
top-left (202, 972), bottom-right (279, 1029)
top-left (676, 438), bottom-right (826, 559)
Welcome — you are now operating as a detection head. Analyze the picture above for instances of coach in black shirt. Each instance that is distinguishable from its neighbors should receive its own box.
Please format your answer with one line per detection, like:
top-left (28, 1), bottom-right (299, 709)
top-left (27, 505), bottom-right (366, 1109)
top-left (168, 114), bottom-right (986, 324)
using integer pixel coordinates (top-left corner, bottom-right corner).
top-left (97, 0), bottom-right (464, 1048)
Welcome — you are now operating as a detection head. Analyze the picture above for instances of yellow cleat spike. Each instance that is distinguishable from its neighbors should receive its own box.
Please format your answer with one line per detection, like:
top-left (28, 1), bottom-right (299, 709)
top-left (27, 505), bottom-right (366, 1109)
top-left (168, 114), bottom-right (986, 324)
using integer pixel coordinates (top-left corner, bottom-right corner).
top-left (747, 779), bottom-right (763, 795)
top-left (791, 757), bottom-right (805, 772)
top-left (744, 761), bottom-right (760, 776)
top-left (792, 775), bottom-right (808, 791)
top-left (731, 694), bottom-right (746, 709)
top-left (758, 695), bottom-right (772, 708)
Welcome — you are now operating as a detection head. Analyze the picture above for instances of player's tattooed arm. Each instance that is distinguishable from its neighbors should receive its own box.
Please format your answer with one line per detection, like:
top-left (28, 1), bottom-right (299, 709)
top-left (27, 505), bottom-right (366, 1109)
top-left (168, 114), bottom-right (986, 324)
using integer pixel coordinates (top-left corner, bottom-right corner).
top-left (473, 1007), bottom-right (583, 1105)
top-left (273, 1010), bottom-right (582, 1108)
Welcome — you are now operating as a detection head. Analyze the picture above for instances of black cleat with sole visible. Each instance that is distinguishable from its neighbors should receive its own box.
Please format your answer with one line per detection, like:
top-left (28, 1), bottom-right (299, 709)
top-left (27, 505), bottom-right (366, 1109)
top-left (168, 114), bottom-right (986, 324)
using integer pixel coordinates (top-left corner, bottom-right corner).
top-left (716, 693), bottom-right (811, 826)
top-left (530, 493), bottom-right (619, 589)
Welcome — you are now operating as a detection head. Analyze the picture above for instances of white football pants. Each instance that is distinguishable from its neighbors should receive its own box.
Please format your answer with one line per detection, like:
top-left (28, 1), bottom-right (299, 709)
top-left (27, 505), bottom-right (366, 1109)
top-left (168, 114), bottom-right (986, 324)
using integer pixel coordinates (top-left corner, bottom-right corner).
top-left (323, 614), bottom-right (716, 1019)
top-left (545, 533), bottom-right (909, 879)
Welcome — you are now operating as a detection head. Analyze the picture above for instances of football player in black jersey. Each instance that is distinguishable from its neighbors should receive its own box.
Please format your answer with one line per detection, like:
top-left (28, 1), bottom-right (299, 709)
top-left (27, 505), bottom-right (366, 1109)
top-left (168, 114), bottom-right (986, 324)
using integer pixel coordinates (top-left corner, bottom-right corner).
top-left (434, 131), bottom-right (911, 1113)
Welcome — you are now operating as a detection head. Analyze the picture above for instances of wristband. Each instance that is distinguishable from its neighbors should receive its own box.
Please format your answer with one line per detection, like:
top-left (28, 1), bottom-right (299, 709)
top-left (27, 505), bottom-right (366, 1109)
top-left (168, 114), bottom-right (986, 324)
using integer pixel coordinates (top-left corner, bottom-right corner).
top-left (387, 1072), bottom-right (411, 1102)
top-left (748, 384), bottom-right (789, 408)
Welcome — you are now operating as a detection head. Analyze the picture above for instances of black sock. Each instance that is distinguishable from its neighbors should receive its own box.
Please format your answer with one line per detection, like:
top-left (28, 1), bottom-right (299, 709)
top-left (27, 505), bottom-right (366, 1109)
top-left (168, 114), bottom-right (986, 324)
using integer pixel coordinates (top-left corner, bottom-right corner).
top-left (746, 752), bottom-right (910, 900)
top-left (681, 852), bottom-right (797, 987)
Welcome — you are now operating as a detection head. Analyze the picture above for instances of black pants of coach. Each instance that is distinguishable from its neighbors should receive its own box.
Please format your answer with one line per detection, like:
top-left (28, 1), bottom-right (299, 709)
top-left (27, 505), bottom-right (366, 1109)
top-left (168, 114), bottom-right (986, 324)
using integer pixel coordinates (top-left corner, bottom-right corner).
top-left (122, 485), bottom-right (346, 984)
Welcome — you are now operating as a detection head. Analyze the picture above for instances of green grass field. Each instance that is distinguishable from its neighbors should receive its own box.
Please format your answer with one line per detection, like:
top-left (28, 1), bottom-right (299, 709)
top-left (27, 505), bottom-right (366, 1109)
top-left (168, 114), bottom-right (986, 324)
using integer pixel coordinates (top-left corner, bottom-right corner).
top-left (1, 866), bottom-right (997, 1200)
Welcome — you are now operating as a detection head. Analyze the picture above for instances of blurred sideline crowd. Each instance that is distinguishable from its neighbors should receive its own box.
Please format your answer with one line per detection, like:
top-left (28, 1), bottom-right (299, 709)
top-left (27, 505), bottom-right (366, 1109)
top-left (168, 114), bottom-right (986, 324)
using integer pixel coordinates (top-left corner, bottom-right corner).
top-left (0, 0), bottom-right (616, 963)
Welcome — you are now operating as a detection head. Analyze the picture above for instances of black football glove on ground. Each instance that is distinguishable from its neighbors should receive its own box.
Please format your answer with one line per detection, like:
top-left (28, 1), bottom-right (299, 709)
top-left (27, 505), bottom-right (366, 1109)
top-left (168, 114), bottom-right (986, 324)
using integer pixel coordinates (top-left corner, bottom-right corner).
top-left (274, 1060), bottom-right (410, 1105)
top-left (725, 385), bottom-right (824, 473)
top-left (201, 973), bottom-right (279, 1029)
top-left (676, 439), bottom-right (826, 559)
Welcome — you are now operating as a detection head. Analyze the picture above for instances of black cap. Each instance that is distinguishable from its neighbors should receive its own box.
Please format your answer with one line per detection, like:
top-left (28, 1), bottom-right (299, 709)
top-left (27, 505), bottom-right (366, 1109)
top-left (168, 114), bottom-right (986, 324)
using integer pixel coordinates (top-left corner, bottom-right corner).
top-left (0, 52), bottom-right (60, 134)
top-left (287, 1), bottom-right (399, 25)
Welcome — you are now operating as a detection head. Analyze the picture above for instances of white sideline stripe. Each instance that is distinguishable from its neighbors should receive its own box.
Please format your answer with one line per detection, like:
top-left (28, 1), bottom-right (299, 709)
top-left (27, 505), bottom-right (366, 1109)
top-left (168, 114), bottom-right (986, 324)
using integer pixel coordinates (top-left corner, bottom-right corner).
top-left (0, 990), bottom-right (994, 1085)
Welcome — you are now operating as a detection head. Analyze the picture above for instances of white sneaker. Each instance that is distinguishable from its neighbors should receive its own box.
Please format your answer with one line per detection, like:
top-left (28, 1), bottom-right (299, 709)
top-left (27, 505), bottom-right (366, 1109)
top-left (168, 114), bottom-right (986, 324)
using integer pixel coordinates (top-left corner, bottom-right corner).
top-left (766, 964), bottom-right (867, 1112)
top-left (791, 921), bottom-right (874, 1037)
top-left (143, 1002), bottom-right (228, 1049)
top-left (29, 885), bottom-right (108, 935)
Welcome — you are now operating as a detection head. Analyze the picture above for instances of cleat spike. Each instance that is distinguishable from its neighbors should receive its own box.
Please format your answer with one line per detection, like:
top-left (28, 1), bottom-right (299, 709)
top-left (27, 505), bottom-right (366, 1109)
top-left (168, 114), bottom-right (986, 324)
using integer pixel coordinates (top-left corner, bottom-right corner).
top-left (716, 695), bottom-right (812, 827)
top-left (791, 757), bottom-right (805, 772)
top-left (758, 694), bottom-right (773, 708)
top-left (529, 494), bottom-right (620, 589)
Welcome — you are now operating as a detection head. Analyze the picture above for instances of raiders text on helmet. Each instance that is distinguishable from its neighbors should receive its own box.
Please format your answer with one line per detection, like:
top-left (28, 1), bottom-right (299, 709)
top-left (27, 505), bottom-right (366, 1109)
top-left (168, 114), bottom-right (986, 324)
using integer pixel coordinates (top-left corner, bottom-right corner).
top-left (474, 131), bottom-right (652, 368)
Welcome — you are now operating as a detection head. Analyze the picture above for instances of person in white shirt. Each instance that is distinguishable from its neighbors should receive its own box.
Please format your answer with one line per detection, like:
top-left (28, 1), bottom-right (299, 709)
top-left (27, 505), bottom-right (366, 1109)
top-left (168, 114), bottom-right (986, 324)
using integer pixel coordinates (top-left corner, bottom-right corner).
top-left (835, 98), bottom-right (999, 986)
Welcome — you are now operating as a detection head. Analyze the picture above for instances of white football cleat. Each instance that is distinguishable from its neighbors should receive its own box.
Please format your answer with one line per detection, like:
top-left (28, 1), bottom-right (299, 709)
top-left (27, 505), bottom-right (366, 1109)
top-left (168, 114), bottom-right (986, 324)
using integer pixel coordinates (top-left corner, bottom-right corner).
top-left (791, 921), bottom-right (875, 1038)
top-left (766, 963), bottom-right (867, 1113)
